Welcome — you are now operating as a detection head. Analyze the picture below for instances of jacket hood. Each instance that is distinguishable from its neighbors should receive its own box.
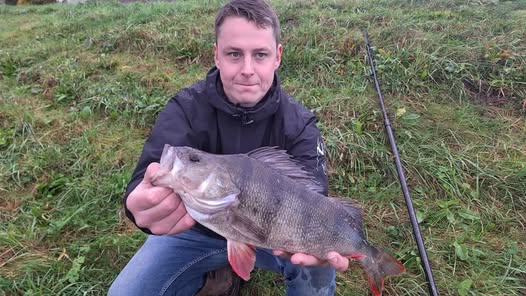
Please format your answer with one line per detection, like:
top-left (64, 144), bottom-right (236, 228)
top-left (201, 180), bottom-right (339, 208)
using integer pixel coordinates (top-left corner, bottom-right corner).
top-left (205, 67), bottom-right (281, 125)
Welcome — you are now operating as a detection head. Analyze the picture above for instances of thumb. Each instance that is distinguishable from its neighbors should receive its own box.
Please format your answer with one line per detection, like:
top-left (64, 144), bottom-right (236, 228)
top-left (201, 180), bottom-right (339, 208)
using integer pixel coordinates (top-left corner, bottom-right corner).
top-left (143, 162), bottom-right (161, 186)
top-left (327, 252), bottom-right (349, 272)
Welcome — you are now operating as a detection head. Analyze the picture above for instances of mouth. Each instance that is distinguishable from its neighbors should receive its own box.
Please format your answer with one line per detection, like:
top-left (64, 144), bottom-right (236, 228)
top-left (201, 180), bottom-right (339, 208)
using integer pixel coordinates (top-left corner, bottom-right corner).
top-left (236, 83), bottom-right (257, 87)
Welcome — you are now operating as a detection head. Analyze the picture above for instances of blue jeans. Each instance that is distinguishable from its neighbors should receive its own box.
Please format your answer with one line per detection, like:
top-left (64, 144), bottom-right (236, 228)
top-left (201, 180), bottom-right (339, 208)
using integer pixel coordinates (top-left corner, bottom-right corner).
top-left (108, 227), bottom-right (336, 296)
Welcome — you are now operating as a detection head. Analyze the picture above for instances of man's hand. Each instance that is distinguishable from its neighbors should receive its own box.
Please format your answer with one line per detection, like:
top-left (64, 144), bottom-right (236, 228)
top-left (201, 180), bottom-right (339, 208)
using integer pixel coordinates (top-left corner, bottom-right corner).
top-left (273, 250), bottom-right (349, 272)
top-left (126, 162), bottom-right (195, 235)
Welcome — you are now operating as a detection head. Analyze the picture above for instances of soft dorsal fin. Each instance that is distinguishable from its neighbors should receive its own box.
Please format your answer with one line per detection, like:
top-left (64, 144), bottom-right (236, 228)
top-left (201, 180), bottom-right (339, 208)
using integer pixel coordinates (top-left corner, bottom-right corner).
top-left (329, 197), bottom-right (364, 234)
top-left (247, 146), bottom-right (325, 194)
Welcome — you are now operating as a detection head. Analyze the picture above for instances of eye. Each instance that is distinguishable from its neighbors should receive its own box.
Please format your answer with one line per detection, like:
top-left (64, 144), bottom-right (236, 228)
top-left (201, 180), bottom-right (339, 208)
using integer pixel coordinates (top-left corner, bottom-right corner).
top-left (228, 52), bottom-right (240, 58)
top-left (256, 52), bottom-right (268, 59)
top-left (189, 153), bottom-right (200, 162)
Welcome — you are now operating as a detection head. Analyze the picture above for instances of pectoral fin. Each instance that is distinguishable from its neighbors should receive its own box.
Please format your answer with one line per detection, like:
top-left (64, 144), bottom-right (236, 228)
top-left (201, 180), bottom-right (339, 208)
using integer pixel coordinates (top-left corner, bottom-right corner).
top-left (228, 208), bottom-right (268, 244)
top-left (227, 240), bottom-right (256, 281)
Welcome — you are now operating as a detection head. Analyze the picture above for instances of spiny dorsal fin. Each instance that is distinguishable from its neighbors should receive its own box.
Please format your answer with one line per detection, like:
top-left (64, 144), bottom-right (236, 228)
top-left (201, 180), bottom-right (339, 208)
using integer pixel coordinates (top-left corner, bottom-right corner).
top-left (329, 197), bottom-right (364, 234)
top-left (247, 146), bottom-right (325, 194)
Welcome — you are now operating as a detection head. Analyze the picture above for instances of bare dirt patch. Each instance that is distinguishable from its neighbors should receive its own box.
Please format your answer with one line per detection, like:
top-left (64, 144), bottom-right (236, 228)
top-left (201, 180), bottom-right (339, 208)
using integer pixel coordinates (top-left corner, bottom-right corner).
top-left (463, 78), bottom-right (512, 107)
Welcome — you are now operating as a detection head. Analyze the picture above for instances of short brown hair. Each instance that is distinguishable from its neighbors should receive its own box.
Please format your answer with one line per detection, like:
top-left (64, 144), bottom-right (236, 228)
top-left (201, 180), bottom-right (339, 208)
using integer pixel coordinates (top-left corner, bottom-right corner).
top-left (215, 0), bottom-right (281, 46)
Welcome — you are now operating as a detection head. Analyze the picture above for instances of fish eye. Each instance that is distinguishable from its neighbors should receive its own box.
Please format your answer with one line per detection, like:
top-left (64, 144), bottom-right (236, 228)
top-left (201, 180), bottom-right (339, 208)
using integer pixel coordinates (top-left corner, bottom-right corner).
top-left (189, 153), bottom-right (200, 162)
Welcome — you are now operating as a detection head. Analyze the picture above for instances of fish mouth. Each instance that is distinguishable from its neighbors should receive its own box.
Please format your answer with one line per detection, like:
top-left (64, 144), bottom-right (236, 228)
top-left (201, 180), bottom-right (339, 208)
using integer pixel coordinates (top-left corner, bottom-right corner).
top-left (151, 165), bottom-right (174, 188)
top-left (151, 144), bottom-right (183, 188)
top-left (150, 168), bottom-right (166, 186)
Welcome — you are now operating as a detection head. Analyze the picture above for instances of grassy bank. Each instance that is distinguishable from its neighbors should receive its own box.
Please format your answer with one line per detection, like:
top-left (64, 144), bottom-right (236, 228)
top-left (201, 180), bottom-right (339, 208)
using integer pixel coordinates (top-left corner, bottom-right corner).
top-left (1, 0), bottom-right (525, 295)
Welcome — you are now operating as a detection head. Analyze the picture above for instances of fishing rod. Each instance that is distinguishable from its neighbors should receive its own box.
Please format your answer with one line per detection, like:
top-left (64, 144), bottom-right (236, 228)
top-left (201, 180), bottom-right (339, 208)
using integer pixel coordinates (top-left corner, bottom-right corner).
top-left (362, 30), bottom-right (439, 296)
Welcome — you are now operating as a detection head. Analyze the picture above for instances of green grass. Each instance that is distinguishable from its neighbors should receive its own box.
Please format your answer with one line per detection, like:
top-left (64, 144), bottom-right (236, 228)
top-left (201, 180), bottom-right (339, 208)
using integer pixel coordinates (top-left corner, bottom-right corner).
top-left (1, 0), bottom-right (525, 295)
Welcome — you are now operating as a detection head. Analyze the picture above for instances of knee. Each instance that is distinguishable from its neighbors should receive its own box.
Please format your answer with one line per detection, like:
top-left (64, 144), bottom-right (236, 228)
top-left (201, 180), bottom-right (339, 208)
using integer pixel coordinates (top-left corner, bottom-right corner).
top-left (108, 275), bottom-right (126, 296)
top-left (108, 268), bottom-right (149, 296)
top-left (284, 265), bottom-right (336, 295)
top-left (306, 266), bottom-right (336, 290)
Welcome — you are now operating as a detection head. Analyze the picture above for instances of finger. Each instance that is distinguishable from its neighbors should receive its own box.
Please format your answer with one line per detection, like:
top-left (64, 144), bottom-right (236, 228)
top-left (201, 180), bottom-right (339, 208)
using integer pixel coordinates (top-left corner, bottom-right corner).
top-left (147, 186), bottom-right (176, 205)
top-left (327, 252), bottom-right (349, 272)
top-left (272, 250), bottom-right (292, 258)
top-left (136, 192), bottom-right (183, 227)
top-left (142, 162), bottom-right (161, 186)
top-left (149, 205), bottom-right (191, 235)
top-left (290, 253), bottom-right (325, 266)
top-left (149, 197), bottom-right (195, 235)
top-left (128, 184), bottom-right (174, 211)
top-left (166, 213), bottom-right (196, 235)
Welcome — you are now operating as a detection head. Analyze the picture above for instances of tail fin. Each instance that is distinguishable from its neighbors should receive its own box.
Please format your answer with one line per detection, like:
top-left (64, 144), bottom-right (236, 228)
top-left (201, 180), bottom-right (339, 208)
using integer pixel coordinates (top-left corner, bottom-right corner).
top-left (359, 245), bottom-right (405, 296)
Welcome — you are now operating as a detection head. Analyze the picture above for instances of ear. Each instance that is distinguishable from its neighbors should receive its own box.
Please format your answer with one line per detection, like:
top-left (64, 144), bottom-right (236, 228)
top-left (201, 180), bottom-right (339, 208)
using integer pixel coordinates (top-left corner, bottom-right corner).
top-left (214, 43), bottom-right (220, 69)
top-left (274, 44), bottom-right (283, 69)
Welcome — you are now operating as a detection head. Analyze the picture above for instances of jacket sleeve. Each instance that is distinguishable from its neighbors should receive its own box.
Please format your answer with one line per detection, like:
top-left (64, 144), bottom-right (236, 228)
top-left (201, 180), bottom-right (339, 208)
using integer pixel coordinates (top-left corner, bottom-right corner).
top-left (123, 96), bottom-right (195, 232)
top-left (288, 115), bottom-right (329, 196)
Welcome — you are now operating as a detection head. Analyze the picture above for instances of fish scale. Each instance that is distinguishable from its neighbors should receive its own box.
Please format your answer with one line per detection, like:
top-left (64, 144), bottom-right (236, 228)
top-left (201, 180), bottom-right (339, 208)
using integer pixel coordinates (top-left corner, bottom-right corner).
top-left (236, 158), bottom-right (328, 252)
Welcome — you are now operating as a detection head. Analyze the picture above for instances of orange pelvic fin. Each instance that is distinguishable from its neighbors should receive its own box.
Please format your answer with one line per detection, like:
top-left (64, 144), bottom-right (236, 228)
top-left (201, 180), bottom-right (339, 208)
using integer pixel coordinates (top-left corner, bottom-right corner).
top-left (227, 240), bottom-right (256, 281)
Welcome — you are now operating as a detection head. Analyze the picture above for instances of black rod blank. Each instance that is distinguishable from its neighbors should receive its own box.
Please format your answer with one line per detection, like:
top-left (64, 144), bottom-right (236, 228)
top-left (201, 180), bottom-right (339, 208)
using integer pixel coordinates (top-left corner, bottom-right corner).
top-left (362, 30), bottom-right (439, 296)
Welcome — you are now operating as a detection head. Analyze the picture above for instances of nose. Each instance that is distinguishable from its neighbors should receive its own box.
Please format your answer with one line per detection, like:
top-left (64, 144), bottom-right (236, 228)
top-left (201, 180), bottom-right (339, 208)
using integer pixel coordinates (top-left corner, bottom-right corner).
top-left (241, 56), bottom-right (254, 76)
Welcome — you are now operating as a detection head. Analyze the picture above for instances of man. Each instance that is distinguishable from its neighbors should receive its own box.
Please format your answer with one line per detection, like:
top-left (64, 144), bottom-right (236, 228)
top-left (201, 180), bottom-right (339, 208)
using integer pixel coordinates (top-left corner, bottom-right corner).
top-left (109, 0), bottom-right (349, 295)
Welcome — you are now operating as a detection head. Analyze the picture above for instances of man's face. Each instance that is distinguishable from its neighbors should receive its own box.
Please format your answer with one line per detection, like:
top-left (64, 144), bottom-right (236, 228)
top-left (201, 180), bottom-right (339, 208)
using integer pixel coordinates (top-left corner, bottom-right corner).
top-left (214, 16), bottom-right (282, 107)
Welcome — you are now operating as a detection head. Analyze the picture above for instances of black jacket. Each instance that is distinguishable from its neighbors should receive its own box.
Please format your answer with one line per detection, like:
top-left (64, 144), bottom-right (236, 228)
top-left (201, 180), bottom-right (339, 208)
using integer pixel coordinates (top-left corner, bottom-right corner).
top-left (124, 67), bottom-right (328, 234)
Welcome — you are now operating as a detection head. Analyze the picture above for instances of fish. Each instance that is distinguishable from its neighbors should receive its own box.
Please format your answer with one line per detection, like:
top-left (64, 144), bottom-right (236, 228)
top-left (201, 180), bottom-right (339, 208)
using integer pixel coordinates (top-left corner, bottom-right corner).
top-left (151, 145), bottom-right (406, 296)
